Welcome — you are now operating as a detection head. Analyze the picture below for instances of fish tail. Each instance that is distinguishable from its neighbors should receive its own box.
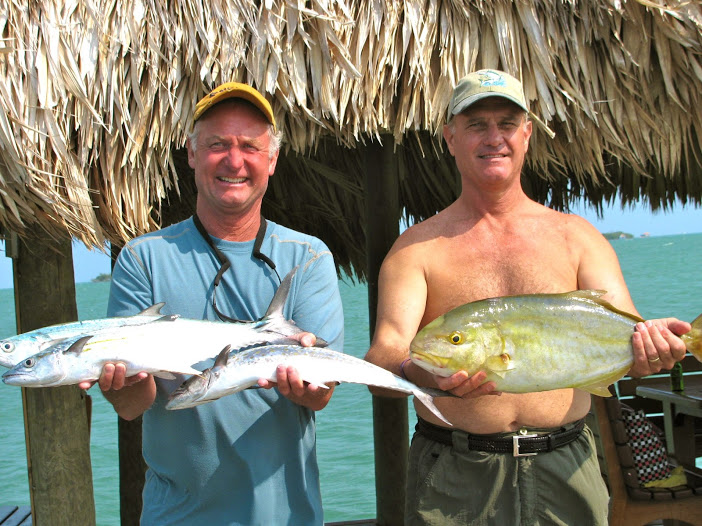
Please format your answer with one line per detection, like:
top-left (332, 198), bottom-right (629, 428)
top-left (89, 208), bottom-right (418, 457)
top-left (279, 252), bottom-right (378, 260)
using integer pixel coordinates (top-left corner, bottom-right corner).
top-left (684, 313), bottom-right (702, 362)
top-left (412, 388), bottom-right (453, 426)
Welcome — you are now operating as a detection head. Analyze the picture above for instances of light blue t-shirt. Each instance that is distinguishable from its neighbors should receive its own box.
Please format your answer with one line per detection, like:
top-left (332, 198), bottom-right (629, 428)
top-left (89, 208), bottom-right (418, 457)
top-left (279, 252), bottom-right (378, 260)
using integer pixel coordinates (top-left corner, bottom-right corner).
top-left (107, 217), bottom-right (344, 525)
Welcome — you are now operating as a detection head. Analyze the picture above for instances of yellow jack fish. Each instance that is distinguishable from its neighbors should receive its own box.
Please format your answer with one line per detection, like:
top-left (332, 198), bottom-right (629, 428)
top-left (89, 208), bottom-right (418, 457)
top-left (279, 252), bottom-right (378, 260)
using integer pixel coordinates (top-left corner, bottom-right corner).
top-left (409, 290), bottom-right (702, 397)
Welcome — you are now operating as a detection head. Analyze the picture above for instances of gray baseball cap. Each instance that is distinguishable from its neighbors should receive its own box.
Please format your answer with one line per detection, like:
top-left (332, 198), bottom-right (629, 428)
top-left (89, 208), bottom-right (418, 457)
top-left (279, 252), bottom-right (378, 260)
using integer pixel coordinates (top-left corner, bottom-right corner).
top-left (447, 69), bottom-right (528, 120)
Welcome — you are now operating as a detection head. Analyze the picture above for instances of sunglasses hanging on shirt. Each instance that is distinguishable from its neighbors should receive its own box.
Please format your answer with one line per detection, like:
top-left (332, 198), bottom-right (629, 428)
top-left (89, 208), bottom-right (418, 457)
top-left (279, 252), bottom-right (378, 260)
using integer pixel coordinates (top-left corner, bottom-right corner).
top-left (192, 214), bottom-right (282, 323)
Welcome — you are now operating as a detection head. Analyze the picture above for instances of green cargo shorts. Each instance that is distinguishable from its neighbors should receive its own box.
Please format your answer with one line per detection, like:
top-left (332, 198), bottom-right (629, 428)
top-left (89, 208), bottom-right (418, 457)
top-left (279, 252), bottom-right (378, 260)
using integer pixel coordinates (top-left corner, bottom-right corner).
top-left (405, 421), bottom-right (609, 526)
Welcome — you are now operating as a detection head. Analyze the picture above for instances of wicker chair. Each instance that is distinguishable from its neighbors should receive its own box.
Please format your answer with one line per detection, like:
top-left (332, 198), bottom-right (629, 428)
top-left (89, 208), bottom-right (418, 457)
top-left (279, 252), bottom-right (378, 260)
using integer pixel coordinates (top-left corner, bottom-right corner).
top-left (592, 393), bottom-right (702, 525)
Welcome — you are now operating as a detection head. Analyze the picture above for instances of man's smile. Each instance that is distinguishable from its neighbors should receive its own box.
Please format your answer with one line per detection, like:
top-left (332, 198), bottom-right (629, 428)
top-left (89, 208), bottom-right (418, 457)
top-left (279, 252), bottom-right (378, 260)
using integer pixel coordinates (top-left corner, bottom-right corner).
top-left (217, 176), bottom-right (247, 184)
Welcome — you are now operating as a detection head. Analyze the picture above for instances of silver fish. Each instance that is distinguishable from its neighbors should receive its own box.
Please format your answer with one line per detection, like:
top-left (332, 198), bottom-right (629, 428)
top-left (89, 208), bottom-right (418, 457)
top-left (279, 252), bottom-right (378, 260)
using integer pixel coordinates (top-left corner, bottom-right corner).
top-left (166, 344), bottom-right (453, 426)
top-left (0, 303), bottom-right (168, 368)
top-left (2, 267), bottom-right (311, 387)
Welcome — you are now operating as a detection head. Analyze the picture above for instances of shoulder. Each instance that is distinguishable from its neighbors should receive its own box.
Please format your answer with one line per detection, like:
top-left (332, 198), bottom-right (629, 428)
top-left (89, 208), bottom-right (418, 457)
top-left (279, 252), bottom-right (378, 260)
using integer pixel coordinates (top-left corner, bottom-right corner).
top-left (266, 221), bottom-right (333, 259)
top-left (551, 208), bottom-right (611, 248)
top-left (120, 219), bottom-right (198, 256)
top-left (115, 219), bottom-right (202, 273)
top-left (266, 221), bottom-right (325, 244)
top-left (391, 213), bottom-right (445, 254)
top-left (125, 219), bottom-right (197, 249)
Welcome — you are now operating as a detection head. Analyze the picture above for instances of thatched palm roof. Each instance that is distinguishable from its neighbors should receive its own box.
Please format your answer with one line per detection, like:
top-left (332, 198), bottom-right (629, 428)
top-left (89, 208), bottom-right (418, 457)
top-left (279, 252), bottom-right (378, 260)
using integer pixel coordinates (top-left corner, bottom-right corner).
top-left (1, 0), bottom-right (701, 278)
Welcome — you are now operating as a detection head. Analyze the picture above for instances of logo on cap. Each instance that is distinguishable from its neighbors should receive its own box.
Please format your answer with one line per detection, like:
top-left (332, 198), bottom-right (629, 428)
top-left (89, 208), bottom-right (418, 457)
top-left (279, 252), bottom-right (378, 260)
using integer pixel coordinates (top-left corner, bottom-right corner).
top-left (478, 70), bottom-right (508, 88)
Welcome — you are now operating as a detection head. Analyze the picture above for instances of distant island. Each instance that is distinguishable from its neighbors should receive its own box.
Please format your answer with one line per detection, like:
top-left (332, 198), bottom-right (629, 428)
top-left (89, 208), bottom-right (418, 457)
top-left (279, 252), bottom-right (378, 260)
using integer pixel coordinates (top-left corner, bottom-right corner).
top-left (91, 273), bottom-right (112, 282)
top-left (603, 232), bottom-right (634, 240)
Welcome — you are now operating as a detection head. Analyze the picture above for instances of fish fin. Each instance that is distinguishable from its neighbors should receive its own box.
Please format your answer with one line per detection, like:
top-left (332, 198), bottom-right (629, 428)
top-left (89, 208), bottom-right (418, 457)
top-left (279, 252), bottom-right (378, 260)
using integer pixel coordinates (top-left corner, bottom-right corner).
top-left (412, 388), bottom-right (453, 426)
top-left (262, 266), bottom-right (298, 319)
top-left (567, 290), bottom-right (644, 323)
top-left (420, 387), bottom-right (460, 399)
top-left (138, 303), bottom-right (166, 316)
top-left (566, 289), bottom-right (608, 300)
top-left (214, 345), bottom-right (232, 368)
top-left (296, 373), bottom-right (333, 388)
top-left (64, 336), bottom-right (92, 355)
top-left (682, 313), bottom-right (702, 362)
top-left (157, 365), bottom-right (202, 378)
top-left (227, 342), bottom-right (278, 354)
top-left (228, 339), bottom-right (301, 355)
top-left (275, 337), bottom-right (303, 346)
top-left (485, 354), bottom-right (515, 373)
top-left (581, 386), bottom-right (614, 397)
top-left (155, 314), bottom-right (180, 322)
top-left (572, 365), bottom-right (627, 397)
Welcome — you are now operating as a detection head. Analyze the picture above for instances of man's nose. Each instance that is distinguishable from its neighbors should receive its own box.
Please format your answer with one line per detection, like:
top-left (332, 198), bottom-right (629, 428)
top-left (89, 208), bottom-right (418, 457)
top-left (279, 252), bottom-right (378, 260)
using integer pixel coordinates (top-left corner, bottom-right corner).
top-left (484, 123), bottom-right (504, 145)
top-left (224, 145), bottom-right (244, 167)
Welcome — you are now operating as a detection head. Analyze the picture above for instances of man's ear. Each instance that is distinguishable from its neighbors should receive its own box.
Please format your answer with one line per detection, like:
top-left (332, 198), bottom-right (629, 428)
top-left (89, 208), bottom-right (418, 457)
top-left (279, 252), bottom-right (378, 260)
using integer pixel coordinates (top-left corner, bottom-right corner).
top-left (443, 124), bottom-right (456, 156)
top-left (268, 149), bottom-right (279, 177)
top-left (187, 138), bottom-right (195, 169)
top-left (524, 120), bottom-right (533, 152)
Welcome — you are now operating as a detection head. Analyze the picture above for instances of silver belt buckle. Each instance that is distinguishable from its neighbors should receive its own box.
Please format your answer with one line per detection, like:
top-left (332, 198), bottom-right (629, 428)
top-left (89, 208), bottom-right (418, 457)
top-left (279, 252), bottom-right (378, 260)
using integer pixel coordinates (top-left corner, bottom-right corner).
top-left (513, 428), bottom-right (538, 457)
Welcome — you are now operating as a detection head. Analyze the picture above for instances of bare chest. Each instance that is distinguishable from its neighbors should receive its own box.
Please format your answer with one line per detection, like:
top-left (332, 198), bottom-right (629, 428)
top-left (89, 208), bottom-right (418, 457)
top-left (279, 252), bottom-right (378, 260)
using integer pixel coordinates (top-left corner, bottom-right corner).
top-left (421, 229), bottom-right (579, 326)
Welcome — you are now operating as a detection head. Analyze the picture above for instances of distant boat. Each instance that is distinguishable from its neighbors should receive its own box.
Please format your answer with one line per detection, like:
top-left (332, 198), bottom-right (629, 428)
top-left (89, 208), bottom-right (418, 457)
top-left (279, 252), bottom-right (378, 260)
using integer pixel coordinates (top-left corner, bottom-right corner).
top-left (641, 232), bottom-right (650, 237)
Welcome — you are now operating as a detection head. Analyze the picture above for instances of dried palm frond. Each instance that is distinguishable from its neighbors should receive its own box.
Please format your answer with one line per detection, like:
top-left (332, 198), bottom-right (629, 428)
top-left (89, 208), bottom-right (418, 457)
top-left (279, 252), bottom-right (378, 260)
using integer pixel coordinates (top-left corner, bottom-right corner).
top-left (0, 0), bottom-right (700, 278)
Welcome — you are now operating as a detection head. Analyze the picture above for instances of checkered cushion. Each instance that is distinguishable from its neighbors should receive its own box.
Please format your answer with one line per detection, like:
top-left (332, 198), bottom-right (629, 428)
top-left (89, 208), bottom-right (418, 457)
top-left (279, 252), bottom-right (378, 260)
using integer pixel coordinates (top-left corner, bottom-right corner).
top-left (621, 407), bottom-right (672, 484)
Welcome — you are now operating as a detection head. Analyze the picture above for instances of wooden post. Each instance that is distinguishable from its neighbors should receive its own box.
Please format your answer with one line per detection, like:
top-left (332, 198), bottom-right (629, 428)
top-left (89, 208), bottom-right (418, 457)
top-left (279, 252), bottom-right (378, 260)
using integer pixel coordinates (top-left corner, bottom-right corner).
top-left (118, 416), bottom-right (146, 525)
top-left (363, 137), bottom-right (407, 525)
top-left (111, 243), bottom-right (147, 526)
top-left (12, 230), bottom-right (96, 526)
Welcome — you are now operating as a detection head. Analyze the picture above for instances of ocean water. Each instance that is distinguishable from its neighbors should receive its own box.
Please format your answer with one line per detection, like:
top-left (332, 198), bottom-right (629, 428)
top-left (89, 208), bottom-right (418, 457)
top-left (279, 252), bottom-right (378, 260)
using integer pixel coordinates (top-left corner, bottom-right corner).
top-left (0, 233), bottom-right (700, 524)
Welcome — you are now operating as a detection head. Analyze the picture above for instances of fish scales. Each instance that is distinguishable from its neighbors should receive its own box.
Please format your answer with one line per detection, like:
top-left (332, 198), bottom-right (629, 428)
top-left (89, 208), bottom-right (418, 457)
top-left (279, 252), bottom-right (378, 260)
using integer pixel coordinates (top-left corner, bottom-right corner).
top-left (2, 267), bottom-right (311, 387)
top-left (0, 303), bottom-right (168, 368)
top-left (410, 290), bottom-right (702, 397)
top-left (1, 317), bottom-right (302, 387)
top-left (166, 344), bottom-right (453, 425)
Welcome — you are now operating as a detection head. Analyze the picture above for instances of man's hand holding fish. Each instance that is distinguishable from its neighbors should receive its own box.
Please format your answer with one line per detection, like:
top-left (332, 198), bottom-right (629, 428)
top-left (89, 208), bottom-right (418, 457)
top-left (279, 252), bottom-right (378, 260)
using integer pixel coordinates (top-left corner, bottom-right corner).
top-left (79, 330), bottom-right (328, 414)
top-left (630, 318), bottom-right (692, 376)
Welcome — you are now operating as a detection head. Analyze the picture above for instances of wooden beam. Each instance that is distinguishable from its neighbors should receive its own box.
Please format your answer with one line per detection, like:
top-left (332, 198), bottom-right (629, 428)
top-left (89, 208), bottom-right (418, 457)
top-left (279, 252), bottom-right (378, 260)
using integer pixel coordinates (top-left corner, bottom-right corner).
top-left (13, 230), bottom-right (96, 525)
top-left (363, 137), bottom-right (407, 525)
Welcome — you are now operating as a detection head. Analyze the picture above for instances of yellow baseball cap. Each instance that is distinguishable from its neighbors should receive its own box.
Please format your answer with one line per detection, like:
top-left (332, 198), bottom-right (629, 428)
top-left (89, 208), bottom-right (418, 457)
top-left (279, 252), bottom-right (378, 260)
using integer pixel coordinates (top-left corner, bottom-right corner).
top-left (447, 69), bottom-right (528, 120)
top-left (193, 82), bottom-right (276, 131)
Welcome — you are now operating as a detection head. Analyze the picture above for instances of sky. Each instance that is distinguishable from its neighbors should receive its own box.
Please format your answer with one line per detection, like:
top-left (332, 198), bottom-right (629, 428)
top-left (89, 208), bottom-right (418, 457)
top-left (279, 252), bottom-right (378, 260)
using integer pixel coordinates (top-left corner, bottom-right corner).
top-left (0, 200), bottom-right (700, 291)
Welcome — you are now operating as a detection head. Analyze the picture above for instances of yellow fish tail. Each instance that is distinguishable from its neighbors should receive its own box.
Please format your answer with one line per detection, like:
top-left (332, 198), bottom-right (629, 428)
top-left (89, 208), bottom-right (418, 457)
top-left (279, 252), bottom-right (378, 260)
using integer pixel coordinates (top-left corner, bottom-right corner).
top-left (683, 313), bottom-right (702, 362)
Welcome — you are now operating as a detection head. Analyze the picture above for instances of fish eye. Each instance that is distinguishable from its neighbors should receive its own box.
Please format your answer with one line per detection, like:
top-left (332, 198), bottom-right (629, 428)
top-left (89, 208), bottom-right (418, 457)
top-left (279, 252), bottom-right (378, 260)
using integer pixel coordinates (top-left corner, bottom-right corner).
top-left (1, 341), bottom-right (14, 353)
top-left (449, 331), bottom-right (463, 345)
top-left (23, 358), bottom-right (35, 368)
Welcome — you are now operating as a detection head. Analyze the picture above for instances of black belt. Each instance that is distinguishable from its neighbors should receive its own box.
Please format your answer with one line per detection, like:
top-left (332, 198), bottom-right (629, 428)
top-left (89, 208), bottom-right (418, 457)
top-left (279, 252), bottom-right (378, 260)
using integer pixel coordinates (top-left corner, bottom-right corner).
top-left (416, 417), bottom-right (585, 457)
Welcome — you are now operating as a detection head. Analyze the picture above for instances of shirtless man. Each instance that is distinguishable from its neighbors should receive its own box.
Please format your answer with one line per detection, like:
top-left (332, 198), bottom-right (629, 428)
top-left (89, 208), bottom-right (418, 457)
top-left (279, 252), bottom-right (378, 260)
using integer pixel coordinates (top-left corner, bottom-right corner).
top-left (364, 69), bottom-right (690, 526)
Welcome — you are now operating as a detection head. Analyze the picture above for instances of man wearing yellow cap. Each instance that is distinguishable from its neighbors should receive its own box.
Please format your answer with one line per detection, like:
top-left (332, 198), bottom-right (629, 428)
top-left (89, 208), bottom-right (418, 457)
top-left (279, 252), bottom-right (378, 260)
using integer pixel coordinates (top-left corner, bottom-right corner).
top-left (93, 83), bottom-right (344, 524)
top-left (366, 69), bottom-right (690, 525)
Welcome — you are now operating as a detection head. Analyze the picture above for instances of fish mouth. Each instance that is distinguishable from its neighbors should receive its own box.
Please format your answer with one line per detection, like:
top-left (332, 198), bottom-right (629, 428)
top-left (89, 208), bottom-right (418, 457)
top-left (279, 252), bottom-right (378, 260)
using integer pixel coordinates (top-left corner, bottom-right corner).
top-left (410, 351), bottom-right (450, 370)
top-left (166, 390), bottom-right (200, 410)
top-left (2, 372), bottom-right (38, 386)
top-left (166, 373), bottom-right (211, 409)
top-left (1, 372), bottom-right (19, 384)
